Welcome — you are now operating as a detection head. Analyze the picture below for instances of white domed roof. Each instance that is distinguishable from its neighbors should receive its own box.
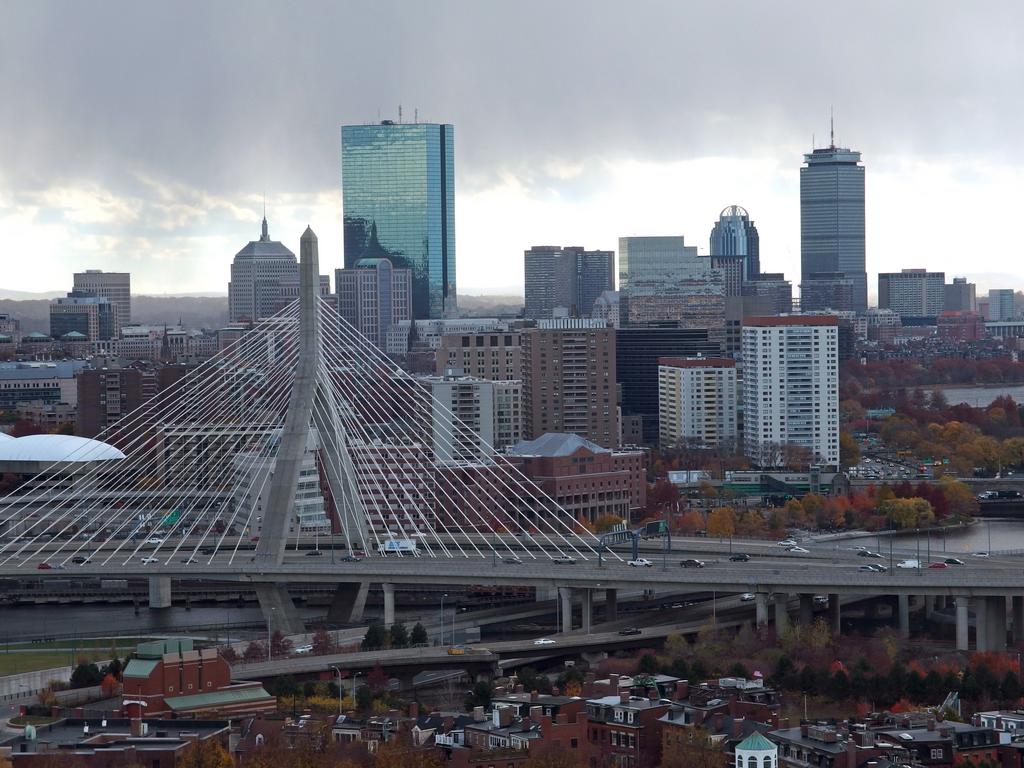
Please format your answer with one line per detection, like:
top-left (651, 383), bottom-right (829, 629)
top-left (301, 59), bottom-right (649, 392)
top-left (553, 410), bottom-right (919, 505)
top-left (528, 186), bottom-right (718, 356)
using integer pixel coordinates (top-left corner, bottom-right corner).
top-left (0, 434), bottom-right (125, 463)
top-left (0, 432), bottom-right (14, 441)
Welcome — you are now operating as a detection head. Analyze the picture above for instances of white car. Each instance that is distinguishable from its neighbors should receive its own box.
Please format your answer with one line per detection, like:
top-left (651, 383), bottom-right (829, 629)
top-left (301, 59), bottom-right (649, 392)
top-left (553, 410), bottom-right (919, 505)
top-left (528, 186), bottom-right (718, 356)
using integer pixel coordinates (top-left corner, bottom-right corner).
top-left (145, 538), bottom-right (164, 546)
top-left (140, 556), bottom-right (159, 564)
top-left (777, 539), bottom-right (797, 547)
top-left (628, 558), bottom-right (653, 567)
top-left (972, 552), bottom-right (990, 558)
top-left (788, 546), bottom-right (809, 554)
top-left (533, 638), bottom-right (556, 646)
top-left (293, 644), bottom-right (313, 655)
top-left (740, 593), bottom-right (756, 602)
top-left (896, 559), bottom-right (920, 569)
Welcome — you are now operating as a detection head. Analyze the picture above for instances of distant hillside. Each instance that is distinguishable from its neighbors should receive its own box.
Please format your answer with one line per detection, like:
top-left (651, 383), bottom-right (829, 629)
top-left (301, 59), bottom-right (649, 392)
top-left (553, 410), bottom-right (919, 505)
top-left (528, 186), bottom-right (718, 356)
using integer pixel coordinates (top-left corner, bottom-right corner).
top-left (0, 295), bottom-right (229, 333)
top-left (457, 294), bottom-right (523, 318)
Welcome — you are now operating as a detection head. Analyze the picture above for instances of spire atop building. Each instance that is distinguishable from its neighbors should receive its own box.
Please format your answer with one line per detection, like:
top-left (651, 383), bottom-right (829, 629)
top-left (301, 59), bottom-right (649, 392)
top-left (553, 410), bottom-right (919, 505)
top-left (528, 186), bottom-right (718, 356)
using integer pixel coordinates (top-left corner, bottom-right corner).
top-left (260, 214), bottom-right (269, 243)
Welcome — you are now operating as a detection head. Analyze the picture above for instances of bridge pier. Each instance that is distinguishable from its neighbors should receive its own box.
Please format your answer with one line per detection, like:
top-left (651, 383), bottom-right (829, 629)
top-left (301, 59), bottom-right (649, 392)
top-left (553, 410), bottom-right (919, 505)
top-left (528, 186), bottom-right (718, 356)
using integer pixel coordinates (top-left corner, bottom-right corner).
top-left (326, 581), bottom-right (369, 624)
top-left (1014, 596), bottom-right (1024, 645)
top-left (798, 594), bottom-right (814, 626)
top-left (956, 595), bottom-right (970, 651)
top-left (897, 594), bottom-right (910, 639)
top-left (979, 595), bottom-right (1007, 652)
top-left (382, 583), bottom-right (395, 629)
top-left (755, 593), bottom-right (768, 627)
top-left (581, 589), bottom-right (593, 634)
top-left (255, 583), bottom-right (305, 635)
top-left (148, 576), bottom-right (171, 609)
top-left (774, 592), bottom-right (789, 632)
top-left (558, 587), bottom-right (573, 632)
top-left (605, 589), bottom-right (618, 622)
top-left (828, 594), bottom-right (841, 634)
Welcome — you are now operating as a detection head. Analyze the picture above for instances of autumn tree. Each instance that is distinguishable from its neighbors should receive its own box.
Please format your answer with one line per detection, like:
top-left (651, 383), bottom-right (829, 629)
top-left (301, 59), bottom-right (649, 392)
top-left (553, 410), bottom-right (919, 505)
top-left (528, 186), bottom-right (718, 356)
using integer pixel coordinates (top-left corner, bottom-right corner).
top-left (706, 507), bottom-right (735, 539)
top-left (594, 514), bottom-right (626, 533)
top-left (879, 497), bottom-right (934, 529)
top-left (179, 739), bottom-right (234, 768)
top-left (311, 627), bottom-right (335, 655)
top-left (242, 640), bottom-right (265, 662)
top-left (269, 630), bottom-right (292, 658)
top-left (839, 431), bottom-right (861, 469)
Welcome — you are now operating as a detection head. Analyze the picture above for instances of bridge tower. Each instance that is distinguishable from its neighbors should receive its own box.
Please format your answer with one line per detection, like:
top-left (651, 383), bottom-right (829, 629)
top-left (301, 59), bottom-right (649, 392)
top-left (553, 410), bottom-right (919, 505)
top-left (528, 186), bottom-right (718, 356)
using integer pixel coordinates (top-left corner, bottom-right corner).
top-left (254, 226), bottom-right (368, 633)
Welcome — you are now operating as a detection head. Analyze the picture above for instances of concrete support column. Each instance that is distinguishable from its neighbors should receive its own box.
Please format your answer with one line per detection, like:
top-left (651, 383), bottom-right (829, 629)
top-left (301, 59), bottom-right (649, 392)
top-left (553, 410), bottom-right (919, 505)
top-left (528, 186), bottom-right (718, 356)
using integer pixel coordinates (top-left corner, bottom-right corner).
top-left (605, 589), bottom-right (618, 623)
top-left (148, 576), bottom-right (171, 609)
top-left (255, 583), bottom-right (305, 634)
top-left (326, 582), bottom-right (369, 624)
top-left (925, 595), bottom-right (936, 619)
top-left (956, 596), bottom-right (970, 651)
top-left (774, 592), bottom-right (789, 632)
top-left (558, 587), bottom-right (573, 633)
top-left (1013, 596), bottom-right (1024, 645)
top-left (755, 593), bottom-right (769, 627)
top-left (382, 583), bottom-right (395, 629)
top-left (976, 597), bottom-right (989, 652)
top-left (829, 594), bottom-right (841, 634)
top-left (582, 589), bottom-right (593, 634)
top-left (897, 594), bottom-right (910, 639)
top-left (798, 594), bottom-right (814, 626)
top-left (984, 596), bottom-right (1007, 652)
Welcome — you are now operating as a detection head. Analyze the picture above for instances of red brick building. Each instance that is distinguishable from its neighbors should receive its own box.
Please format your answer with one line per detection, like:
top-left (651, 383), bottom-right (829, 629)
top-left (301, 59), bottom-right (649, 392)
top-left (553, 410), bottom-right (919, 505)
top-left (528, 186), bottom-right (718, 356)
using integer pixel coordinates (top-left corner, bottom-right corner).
top-left (585, 692), bottom-right (671, 768)
top-left (937, 311), bottom-right (986, 342)
top-left (507, 433), bottom-right (647, 523)
top-left (121, 639), bottom-right (274, 717)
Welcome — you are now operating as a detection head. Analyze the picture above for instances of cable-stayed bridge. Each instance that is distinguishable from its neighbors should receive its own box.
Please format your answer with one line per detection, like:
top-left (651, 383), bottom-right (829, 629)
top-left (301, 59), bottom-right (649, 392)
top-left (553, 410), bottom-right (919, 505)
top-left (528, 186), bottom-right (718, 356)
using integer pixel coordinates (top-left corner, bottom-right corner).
top-left (0, 227), bottom-right (605, 631)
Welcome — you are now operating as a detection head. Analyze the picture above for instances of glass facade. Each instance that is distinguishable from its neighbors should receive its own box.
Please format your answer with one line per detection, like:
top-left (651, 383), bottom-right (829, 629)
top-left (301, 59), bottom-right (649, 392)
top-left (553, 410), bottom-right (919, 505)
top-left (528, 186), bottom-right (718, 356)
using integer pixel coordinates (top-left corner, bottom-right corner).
top-left (800, 146), bottom-right (866, 312)
top-left (342, 122), bottom-right (456, 319)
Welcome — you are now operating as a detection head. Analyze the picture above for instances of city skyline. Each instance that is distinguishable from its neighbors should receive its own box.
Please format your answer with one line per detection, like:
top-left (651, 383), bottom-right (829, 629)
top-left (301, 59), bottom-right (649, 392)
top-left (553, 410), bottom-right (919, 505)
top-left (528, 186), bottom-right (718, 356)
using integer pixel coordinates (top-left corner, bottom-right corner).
top-left (1, 2), bottom-right (1022, 298)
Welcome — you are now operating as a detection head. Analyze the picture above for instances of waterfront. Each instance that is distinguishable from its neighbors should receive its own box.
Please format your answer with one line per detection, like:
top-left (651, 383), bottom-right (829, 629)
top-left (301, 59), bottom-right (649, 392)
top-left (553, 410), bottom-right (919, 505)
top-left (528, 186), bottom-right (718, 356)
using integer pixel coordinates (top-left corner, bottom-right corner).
top-left (933, 383), bottom-right (1024, 407)
top-left (830, 518), bottom-right (1024, 556)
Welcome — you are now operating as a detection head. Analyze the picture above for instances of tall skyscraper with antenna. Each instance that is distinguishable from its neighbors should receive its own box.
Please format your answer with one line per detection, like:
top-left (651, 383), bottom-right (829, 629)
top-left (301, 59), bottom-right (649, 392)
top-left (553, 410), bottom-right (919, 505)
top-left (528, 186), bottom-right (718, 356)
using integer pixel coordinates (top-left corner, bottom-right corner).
top-left (799, 120), bottom-right (866, 312)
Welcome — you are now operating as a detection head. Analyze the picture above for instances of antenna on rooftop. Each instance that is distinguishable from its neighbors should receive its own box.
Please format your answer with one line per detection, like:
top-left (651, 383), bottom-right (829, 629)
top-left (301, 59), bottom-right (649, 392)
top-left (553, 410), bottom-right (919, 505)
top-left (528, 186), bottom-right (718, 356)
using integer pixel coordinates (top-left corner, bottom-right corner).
top-left (398, 104), bottom-right (403, 123)
top-left (830, 105), bottom-right (835, 149)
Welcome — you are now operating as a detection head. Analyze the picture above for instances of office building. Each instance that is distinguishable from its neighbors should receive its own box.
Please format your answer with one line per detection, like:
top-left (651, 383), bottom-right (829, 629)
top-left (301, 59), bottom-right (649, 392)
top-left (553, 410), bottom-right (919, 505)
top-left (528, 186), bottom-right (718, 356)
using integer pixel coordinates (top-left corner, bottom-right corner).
top-left (523, 245), bottom-right (614, 319)
top-left (616, 326), bottom-right (722, 444)
top-left (334, 258), bottom-right (412, 349)
top-left (658, 357), bottom-right (738, 448)
top-left (742, 273), bottom-right (793, 315)
top-left (0, 361), bottom-right (85, 410)
top-left (988, 289), bottom-right (1016, 321)
top-left (742, 316), bottom-right (839, 468)
top-left (944, 277), bottom-right (977, 312)
top-left (435, 330), bottom-right (521, 380)
top-left (418, 372), bottom-right (521, 459)
top-left (508, 433), bottom-right (646, 523)
top-left (618, 236), bottom-right (725, 328)
top-left (800, 272), bottom-right (855, 313)
top-left (228, 216), bottom-right (298, 323)
top-left (521, 321), bottom-right (618, 448)
top-left (865, 307), bottom-right (902, 345)
top-left (591, 290), bottom-right (620, 327)
top-left (49, 292), bottom-right (118, 341)
top-left (877, 269), bottom-right (945, 321)
top-left (77, 365), bottom-right (189, 438)
top-left (73, 270), bottom-right (131, 330)
top-left (800, 138), bottom-right (867, 311)
top-left (710, 204), bottom-right (761, 291)
top-left (342, 121), bottom-right (456, 319)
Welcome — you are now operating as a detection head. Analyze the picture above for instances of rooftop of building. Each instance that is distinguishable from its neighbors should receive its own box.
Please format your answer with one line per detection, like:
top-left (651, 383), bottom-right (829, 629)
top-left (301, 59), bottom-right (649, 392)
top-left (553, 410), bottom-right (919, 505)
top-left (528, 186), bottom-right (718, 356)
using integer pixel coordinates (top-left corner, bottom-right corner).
top-left (233, 217), bottom-right (297, 261)
top-left (1, 717), bottom-right (229, 750)
top-left (587, 695), bottom-right (670, 711)
top-left (508, 433), bottom-right (610, 457)
top-left (658, 356), bottom-right (735, 368)
top-left (0, 360), bottom-right (86, 378)
top-left (744, 315), bottom-right (840, 327)
top-left (0, 434), bottom-right (125, 463)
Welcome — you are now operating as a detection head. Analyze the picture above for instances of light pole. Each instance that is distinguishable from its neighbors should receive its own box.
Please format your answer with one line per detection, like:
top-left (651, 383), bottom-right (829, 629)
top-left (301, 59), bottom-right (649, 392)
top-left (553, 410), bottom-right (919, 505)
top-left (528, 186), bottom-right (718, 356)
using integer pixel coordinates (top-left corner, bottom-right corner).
top-left (440, 593), bottom-right (447, 646)
top-left (330, 665), bottom-right (344, 715)
top-left (267, 607), bottom-right (276, 661)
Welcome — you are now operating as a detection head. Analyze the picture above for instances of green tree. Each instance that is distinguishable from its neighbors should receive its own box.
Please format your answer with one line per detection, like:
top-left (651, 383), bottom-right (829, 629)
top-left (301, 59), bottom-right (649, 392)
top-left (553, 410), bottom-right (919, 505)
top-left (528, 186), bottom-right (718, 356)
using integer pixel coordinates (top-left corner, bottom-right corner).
top-left (354, 683), bottom-right (373, 711)
top-left (639, 653), bottom-right (660, 674)
top-left (464, 680), bottom-right (492, 710)
top-left (1001, 670), bottom-right (1021, 703)
top-left (362, 622), bottom-right (387, 650)
top-left (410, 622), bottom-right (429, 646)
top-left (826, 670), bottom-right (850, 701)
top-left (70, 662), bottom-right (103, 689)
top-left (389, 622), bottom-right (409, 648)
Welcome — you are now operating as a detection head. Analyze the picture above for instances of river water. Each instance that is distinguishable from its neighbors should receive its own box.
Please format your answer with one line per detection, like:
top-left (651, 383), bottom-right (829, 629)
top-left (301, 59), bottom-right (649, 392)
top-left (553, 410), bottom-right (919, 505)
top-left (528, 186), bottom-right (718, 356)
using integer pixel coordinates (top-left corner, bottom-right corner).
top-left (933, 384), bottom-right (1024, 407)
top-left (826, 519), bottom-right (1024, 556)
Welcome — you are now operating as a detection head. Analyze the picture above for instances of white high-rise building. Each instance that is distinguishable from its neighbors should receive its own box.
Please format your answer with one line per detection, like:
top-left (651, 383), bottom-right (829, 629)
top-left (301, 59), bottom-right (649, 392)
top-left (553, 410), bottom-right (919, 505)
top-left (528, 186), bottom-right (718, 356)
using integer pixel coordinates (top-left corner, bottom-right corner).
top-left (742, 316), bottom-right (839, 468)
top-left (658, 357), bottom-right (737, 448)
top-left (417, 372), bottom-right (522, 461)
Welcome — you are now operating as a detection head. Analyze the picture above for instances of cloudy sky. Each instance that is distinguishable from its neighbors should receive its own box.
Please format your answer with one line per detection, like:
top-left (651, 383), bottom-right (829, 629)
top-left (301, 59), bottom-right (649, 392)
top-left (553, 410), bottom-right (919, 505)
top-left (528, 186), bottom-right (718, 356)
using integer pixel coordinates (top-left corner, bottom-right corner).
top-left (1, 1), bottom-right (1021, 297)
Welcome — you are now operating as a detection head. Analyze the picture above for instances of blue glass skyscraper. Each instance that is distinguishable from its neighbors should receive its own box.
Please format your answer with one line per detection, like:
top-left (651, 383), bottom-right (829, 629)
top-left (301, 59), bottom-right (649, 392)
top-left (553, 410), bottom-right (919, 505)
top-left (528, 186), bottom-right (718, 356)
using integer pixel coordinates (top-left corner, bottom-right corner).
top-left (342, 121), bottom-right (456, 319)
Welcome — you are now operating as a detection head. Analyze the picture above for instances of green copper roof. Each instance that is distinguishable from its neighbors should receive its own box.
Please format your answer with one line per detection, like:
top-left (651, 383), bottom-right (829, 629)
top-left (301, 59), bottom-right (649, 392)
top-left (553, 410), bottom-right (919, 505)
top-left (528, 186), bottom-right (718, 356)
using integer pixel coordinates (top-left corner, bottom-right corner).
top-left (738, 732), bottom-right (776, 752)
top-left (164, 685), bottom-right (273, 711)
top-left (123, 658), bottom-right (160, 678)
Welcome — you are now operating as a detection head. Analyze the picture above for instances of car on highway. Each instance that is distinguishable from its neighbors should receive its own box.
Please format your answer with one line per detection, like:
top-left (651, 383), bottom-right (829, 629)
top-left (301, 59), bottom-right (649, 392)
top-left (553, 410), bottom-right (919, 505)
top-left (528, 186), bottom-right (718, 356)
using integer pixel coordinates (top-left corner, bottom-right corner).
top-left (740, 593), bottom-right (756, 602)
top-left (71, 556), bottom-right (91, 564)
top-left (180, 556), bottom-right (198, 564)
top-left (927, 562), bottom-right (948, 569)
top-left (145, 537), bottom-right (164, 546)
top-left (140, 556), bottom-right (159, 564)
top-left (944, 557), bottom-right (966, 566)
top-left (628, 558), bottom-right (653, 567)
top-left (777, 539), bottom-right (797, 547)
top-left (294, 644), bottom-right (313, 654)
top-left (680, 558), bottom-right (705, 568)
top-left (814, 595), bottom-right (829, 605)
top-left (36, 562), bottom-right (52, 570)
top-left (533, 638), bottom-right (556, 646)
top-left (854, 545), bottom-right (869, 551)
top-left (972, 552), bottom-right (990, 558)
top-left (618, 627), bottom-right (642, 636)
top-left (896, 559), bottom-right (920, 569)
top-left (859, 563), bottom-right (887, 572)
top-left (447, 645), bottom-right (468, 655)
top-left (729, 553), bottom-right (750, 562)
top-left (503, 556), bottom-right (523, 565)
top-left (340, 555), bottom-right (362, 562)
top-left (305, 550), bottom-right (324, 557)
top-left (788, 546), bottom-right (809, 554)
top-left (552, 556), bottom-right (576, 565)
top-left (856, 550), bottom-right (873, 557)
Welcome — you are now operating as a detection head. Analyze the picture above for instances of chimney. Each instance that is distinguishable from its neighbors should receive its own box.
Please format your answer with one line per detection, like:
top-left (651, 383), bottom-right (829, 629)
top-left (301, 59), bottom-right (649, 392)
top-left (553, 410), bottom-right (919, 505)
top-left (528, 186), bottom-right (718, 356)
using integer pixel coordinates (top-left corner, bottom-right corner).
top-left (409, 702), bottom-right (419, 719)
top-left (514, 684), bottom-right (525, 694)
top-left (649, 688), bottom-right (659, 701)
top-left (473, 706), bottom-right (486, 722)
top-left (531, 706), bottom-right (543, 720)
top-left (130, 718), bottom-right (145, 737)
top-left (620, 690), bottom-right (630, 704)
top-left (521, 716), bottom-right (532, 732)
top-left (675, 681), bottom-right (690, 701)
top-left (499, 707), bottom-right (513, 727)
top-left (801, 724), bottom-right (809, 737)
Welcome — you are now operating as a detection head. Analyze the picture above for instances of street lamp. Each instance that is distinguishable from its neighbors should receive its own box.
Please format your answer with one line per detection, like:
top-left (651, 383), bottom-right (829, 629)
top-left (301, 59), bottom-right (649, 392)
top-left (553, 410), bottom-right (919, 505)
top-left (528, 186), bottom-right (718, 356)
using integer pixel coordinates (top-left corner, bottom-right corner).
top-left (330, 665), bottom-right (344, 715)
